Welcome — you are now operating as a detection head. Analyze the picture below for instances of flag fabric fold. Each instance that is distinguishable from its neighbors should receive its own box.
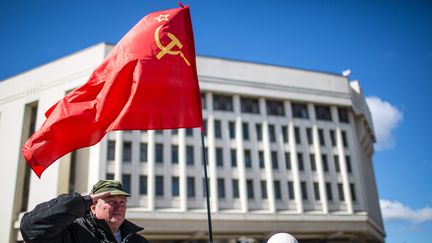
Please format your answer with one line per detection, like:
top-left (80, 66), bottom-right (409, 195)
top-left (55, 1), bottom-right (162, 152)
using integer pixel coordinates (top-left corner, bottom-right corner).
top-left (22, 6), bottom-right (202, 177)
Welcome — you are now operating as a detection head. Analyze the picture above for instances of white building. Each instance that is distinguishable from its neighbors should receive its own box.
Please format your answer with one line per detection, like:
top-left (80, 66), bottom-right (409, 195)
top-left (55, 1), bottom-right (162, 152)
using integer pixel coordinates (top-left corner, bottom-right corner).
top-left (0, 43), bottom-right (384, 243)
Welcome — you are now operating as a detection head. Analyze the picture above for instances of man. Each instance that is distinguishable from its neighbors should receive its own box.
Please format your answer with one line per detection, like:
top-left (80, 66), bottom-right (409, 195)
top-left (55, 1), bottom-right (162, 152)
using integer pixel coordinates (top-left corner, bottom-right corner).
top-left (20, 180), bottom-right (149, 243)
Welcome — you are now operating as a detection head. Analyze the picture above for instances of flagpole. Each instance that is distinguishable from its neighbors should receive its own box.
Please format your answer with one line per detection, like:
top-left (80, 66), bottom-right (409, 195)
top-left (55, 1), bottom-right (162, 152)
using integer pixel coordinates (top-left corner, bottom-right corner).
top-left (200, 129), bottom-right (214, 243)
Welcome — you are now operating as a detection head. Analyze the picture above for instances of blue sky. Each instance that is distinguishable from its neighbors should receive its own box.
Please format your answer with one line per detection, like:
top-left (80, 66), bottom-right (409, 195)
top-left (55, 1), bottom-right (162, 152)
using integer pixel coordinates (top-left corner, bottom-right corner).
top-left (1, 0), bottom-right (431, 242)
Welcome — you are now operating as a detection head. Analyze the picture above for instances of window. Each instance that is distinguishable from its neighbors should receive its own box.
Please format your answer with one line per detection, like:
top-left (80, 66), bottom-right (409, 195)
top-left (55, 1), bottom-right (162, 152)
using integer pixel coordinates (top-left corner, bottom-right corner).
top-left (267, 124), bottom-right (276, 142)
top-left (107, 141), bottom-right (115, 160)
top-left (282, 125), bottom-right (288, 143)
top-left (318, 129), bottom-right (325, 146)
top-left (297, 153), bottom-right (304, 171)
top-left (203, 147), bottom-right (209, 165)
top-left (122, 174), bottom-right (131, 194)
top-left (216, 148), bottom-right (223, 167)
top-left (201, 93), bottom-right (206, 109)
top-left (288, 181), bottom-right (295, 200)
top-left (187, 177), bottom-right (195, 198)
top-left (156, 176), bottom-right (164, 196)
top-left (313, 182), bottom-right (320, 201)
top-left (292, 103), bottom-right (309, 119)
top-left (123, 142), bottom-right (132, 162)
top-left (229, 121), bottom-right (235, 139)
top-left (342, 131), bottom-right (349, 148)
top-left (186, 128), bottom-right (194, 137)
top-left (156, 144), bottom-right (163, 163)
top-left (334, 155), bottom-right (340, 173)
top-left (172, 177), bottom-right (179, 197)
top-left (330, 130), bottom-right (336, 146)
top-left (171, 145), bottom-right (178, 164)
top-left (213, 94), bottom-right (233, 111)
top-left (338, 183), bottom-right (345, 201)
top-left (346, 156), bottom-right (352, 173)
top-left (315, 105), bottom-right (332, 121)
top-left (285, 152), bottom-right (291, 170)
top-left (266, 100), bottom-right (285, 116)
top-left (140, 143), bottom-right (147, 162)
top-left (203, 178), bottom-right (210, 197)
top-left (271, 151), bottom-right (278, 169)
top-left (241, 97), bottom-right (260, 114)
top-left (326, 182), bottom-right (333, 201)
top-left (310, 154), bottom-right (316, 171)
top-left (242, 122), bottom-right (249, 140)
top-left (230, 149), bottom-right (237, 167)
top-left (261, 180), bottom-right (267, 199)
top-left (139, 175), bottom-right (147, 195)
top-left (294, 126), bottom-right (301, 144)
top-left (322, 154), bottom-right (329, 172)
top-left (244, 150), bottom-right (252, 168)
top-left (255, 124), bottom-right (263, 141)
top-left (172, 129), bottom-right (178, 135)
top-left (155, 130), bottom-right (163, 135)
top-left (274, 180), bottom-right (282, 199)
top-left (187, 146), bottom-right (194, 165)
top-left (301, 181), bottom-right (308, 200)
top-left (106, 173), bottom-right (114, 180)
top-left (350, 183), bottom-right (357, 202)
top-left (232, 179), bottom-right (240, 198)
top-left (338, 107), bottom-right (349, 123)
top-left (217, 178), bottom-right (225, 199)
top-left (203, 119), bottom-right (207, 137)
top-left (214, 120), bottom-right (222, 138)
top-left (259, 151), bottom-right (265, 169)
top-left (247, 180), bottom-right (254, 199)
top-left (306, 128), bottom-right (313, 145)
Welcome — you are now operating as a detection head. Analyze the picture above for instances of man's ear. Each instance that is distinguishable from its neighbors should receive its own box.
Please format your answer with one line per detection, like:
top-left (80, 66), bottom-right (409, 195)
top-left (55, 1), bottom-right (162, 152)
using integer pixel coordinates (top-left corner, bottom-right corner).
top-left (90, 203), bottom-right (97, 214)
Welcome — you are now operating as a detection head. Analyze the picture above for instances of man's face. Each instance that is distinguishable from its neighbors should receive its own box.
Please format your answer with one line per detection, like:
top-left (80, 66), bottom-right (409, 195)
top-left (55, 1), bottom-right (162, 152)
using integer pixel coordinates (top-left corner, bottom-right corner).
top-left (91, 195), bottom-right (127, 230)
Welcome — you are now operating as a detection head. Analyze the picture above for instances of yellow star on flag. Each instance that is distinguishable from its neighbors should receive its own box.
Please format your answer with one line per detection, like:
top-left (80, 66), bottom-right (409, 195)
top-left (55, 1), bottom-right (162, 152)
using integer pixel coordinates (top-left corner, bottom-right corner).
top-left (155, 14), bottom-right (169, 22)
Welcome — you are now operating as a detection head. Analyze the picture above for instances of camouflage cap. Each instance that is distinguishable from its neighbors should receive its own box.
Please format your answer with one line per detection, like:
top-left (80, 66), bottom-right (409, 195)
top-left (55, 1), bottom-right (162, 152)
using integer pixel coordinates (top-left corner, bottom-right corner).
top-left (91, 179), bottom-right (131, 197)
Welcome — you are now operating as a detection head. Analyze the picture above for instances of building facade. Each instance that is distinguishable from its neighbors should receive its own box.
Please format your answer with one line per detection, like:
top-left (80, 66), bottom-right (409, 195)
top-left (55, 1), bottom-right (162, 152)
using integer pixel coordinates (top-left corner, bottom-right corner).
top-left (0, 43), bottom-right (384, 242)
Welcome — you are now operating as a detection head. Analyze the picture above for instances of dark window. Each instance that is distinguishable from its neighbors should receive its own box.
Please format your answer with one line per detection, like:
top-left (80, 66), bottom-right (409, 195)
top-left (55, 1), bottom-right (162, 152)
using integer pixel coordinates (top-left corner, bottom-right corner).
top-left (107, 141), bottom-right (115, 160)
top-left (242, 122), bottom-right (249, 140)
top-left (342, 131), bottom-right (349, 148)
top-left (288, 181), bottom-right (295, 200)
top-left (213, 94), bottom-right (233, 111)
top-left (282, 126), bottom-right (288, 143)
top-left (203, 178), bottom-right (210, 197)
top-left (140, 143), bottom-right (147, 162)
top-left (274, 180), bottom-right (282, 199)
top-left (156, 176), bottom-right (164, 196)
top-left (292, 103), bottom-right (309, 119)
top-left (261, 180), bottom-right (267, 199)
top-left (338, 107), bottom-right (349, 123)
top-left (187, 177), bottom-right (195, 198)
top-left (201, 93), bottom-right (206, 109)
top-left (122, 174), bottom-right (131, 194)
top-left (187, 146), bottom-right (194, 165)
top-left (294, 126), bottom-right (301, 144)
top-left (139, 175), bottom-right (147, 195)
top-left (156, 144), bottom-right (163, 163)
top-left (247, 180), bottom-right (254, 199)
top-left (326, 182), bottom-right (333, 201)
top-left (306, 128), bottom-right (313, 145)
top-left (231, 149), bottom-right (237, 167)
top-left (346, 156), bottom-right (352, 173)
top-left (241, 97), bottom-right (260, 114)
top-left (123, 142), bottom-right (132, 162)
top-left (301, 181), bottom-right (308, 200)
top-left (318, 129), bottom-right (325, 146)
top-left (106, 173), bottom-right (114, 180)
top-left (350, 183), bottom-right (357, 201)
top-left (203, 119), bottom-right (207, 137)
top-left (315, 105), bottom-right (332, 121)
top-left (269, 124), bottom-right (276, 142)
top-left (297, 153), bottom-right (304, 171)
top-left (334, 155), bottom-right (340, 173)
top-left (216, 148), bottom-right (223, 167)
top-left (285, 152), bottom-right (291, 170)
top-left (330, 130), bottom-right (336, 146)
top-left (338, 183), bottom-right (345, 201)
top-left (313, 182), bottom-right (320, 201)
top-left (217, 178), bottom-right (225, 199)
top-left (310, 154), bottom-right (316, 171)
top-left (266, 100), bottom-right (285, 116)
top-left (202, 147), bottom-right (209, 165)
top-left (256, 124), bottom-right (263, 141)
top-left (271, 151), bottom-right (278, 169)
top-left (229, 121), bottom-right (235, 139)
top-left (214, 120), bottom-right (222, 138)
top-left (244, 150), bottom-right (252, 168)
top-left (259, 151), bottom-right (265, 169)
top-left (172, 177), bottom-right (179, 197)
top-left (171, 145), bottom-right (178, 164)
top-left (322, 154), bottom-right (329, 172)
top-left (186, 128), bottom-right (194, 137)
top-left (172, 129), bottom-right (178, 135)
top-left (232, 179), bottom-right (239, 198)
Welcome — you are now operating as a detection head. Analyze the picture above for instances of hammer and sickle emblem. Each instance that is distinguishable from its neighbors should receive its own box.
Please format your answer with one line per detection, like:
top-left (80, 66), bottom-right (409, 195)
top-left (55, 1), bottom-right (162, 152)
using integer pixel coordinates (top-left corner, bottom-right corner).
top-left (154, 25), bottom-right (190, 66)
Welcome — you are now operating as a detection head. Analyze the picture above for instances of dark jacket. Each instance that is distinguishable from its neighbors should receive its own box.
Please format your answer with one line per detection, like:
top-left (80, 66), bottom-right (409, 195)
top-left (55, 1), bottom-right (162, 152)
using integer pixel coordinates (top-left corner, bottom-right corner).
top-left (20, 193), bottom-right (149, 243)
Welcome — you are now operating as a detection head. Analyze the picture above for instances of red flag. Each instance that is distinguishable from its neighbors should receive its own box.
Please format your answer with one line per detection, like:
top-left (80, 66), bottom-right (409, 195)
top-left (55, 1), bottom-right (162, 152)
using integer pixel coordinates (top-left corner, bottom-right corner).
top-left (22, 5), bottom-right (202, 177)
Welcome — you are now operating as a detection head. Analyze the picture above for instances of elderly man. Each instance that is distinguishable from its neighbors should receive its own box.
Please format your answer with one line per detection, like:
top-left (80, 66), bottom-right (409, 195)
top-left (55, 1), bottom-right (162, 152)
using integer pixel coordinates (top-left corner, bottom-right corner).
top-left (20, 180), bottom-right (149, 243)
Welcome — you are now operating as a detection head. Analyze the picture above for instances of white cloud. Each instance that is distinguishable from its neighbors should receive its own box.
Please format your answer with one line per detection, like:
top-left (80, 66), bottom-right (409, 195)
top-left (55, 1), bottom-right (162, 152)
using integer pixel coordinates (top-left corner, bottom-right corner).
top-left (380, 199), bottom-right (432, 223)
top-left (366, 96), bottom-right (403, 151)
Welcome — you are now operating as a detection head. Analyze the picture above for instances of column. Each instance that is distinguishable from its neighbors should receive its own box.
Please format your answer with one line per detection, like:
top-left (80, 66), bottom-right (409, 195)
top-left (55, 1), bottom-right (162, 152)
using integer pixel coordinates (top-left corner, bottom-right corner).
top-left (234, 95), bottom-right (248, 213)
top-left (207, 93), bottom-right (218, 211)
top-left (147, 130), bottom-right (155, 211)
top-left (114, 131), bottom-right (123, 180)
top-left (179, 128), bottom-right (187, 211)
